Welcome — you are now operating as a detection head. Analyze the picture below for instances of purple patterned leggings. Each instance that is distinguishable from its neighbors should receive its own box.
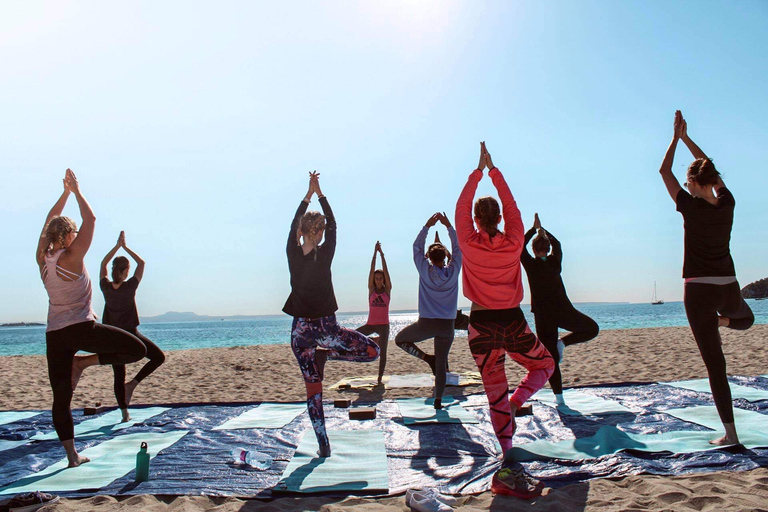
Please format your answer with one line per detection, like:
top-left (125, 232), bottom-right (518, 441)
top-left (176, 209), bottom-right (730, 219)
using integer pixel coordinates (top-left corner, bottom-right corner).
top-left (291, 315), bottom-right (380, 447)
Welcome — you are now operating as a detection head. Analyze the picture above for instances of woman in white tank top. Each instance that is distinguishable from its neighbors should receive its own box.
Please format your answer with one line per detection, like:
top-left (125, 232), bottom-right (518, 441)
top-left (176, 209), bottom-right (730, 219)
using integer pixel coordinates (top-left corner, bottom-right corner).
top-left (36, 169), bottom-right (146, 468)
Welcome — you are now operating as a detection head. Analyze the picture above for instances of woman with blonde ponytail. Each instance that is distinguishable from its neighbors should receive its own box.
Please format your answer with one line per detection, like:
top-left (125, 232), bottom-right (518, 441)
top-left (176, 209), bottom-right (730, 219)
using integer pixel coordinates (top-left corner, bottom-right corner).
top-left (100, 231), bottom-right (165, 422)
top-left (36, 169), bottom-right (146, 468)
top-left (283, 171), bottom-right (380, 458)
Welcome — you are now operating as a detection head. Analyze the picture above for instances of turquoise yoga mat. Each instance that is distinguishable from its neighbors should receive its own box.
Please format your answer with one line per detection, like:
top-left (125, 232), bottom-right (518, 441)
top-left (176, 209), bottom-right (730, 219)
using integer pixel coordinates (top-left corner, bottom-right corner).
top-left (664, 379), bottom-right (768, 402)
top-left (0, 430), bottom-right (187, 495)
top-left (32, 407), bottom-right (169, 441)
top-left (0, 411), bottom-right (42, 427)
top-left (212, 403), bottom-right (306, 430)
top-left (665, 406), bottom-right (768, 449)
top-left (508, 425), bottom-right (728, 462)
top-left (275, 429), bottom-right (389, 493)
top-left (531, 388), bottom-right (632, 416)
top-left (396, 396), bottom-right (479, 425)
top-left (0, 440), bottom-right (29, 453)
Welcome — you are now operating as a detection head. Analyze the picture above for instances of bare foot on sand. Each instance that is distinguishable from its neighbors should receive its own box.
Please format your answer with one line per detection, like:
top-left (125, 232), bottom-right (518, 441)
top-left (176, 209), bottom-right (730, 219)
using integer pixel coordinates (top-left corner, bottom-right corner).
top-left (67, 454), bottom-right (90, 468)
top-left (125, 379), bottom-right (138, 406)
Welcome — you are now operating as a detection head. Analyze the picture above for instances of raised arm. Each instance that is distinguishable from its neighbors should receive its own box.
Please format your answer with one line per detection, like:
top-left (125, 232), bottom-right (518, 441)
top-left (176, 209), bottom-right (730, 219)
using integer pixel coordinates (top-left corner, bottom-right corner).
top-left (36, 176), bottom-right (71, 265)
top-left (543, 228), bottom-right (562, 266)
top-left (367, 243), bottom-right (378, 293)
top-left (121, 233), bottom-right (146, 283)
top-left (439, 212), bottom-right (462, 268)
top-left (414, 215), bottom-right (437, 273)
top-left (287, 173), bottom-right (315, 254)
top-left (521, 227), bottom-right (536, 263)
top-left (62, 169), bottom-right (96, 262)
top-left (315, 175), bottom-right (336, 258)
top-left (679, 115), bottom-right (708, 160)
top-left (100, 232), bottom-right (122, 280)
top-left (659, 110), bottom-right (684, 202)
top-left (378, 243), bottom-right (392, 295)
top-left (455, 143), bottom-right (487, 245)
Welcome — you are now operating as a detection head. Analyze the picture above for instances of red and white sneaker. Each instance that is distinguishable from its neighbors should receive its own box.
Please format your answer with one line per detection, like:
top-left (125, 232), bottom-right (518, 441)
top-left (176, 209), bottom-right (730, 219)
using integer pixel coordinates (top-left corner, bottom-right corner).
top-left (491, 465), bottom-right (545, 499)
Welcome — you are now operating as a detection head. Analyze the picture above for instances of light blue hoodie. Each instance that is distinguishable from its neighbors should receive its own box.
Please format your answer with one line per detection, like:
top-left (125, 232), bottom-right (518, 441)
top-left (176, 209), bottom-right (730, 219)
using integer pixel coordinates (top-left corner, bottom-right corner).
top-left (413, 226), bottom-right (462, 319)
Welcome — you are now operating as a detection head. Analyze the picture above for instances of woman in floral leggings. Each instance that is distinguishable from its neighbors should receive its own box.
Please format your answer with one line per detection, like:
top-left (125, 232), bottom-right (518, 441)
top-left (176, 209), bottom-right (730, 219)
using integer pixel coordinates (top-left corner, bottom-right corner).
top-left (283, 171), bottom-right (379, 457)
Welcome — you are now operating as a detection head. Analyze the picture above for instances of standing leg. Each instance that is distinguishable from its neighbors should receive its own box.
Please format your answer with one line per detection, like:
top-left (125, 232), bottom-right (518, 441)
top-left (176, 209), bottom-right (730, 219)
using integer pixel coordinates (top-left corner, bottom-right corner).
top-left (534, 316), bottom-right (563, 398)
top-left (684, 283), bottom-right (738, 445)
top-left (112, 364), bottom-right (130, 421)
top-left (433, 324), bottom-right (455, 408)
top-left (374, 325), bottom-right (390, 384)
top-left (469, 322), bottom-right (515, 453)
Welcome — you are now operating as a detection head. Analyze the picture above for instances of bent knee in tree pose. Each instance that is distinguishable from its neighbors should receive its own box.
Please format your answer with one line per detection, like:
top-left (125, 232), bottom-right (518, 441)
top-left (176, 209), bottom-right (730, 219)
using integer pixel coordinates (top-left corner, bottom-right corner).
top-left (283, 171), bottom-right (379, 458)
top-left (37, 169), bottom-right (146, 468)
top-left (355, 240), bottom-right (392, 384)
top-left (100, 231), bottom-right (165, 422)
top-left (395, 212), bottom-right (462, 409)
top-left (658, 111), bottom-right (754, 447)
top-left (521, 213), bottom-right (599, 401)
top-left (455, 142), bottom-right (553, 499)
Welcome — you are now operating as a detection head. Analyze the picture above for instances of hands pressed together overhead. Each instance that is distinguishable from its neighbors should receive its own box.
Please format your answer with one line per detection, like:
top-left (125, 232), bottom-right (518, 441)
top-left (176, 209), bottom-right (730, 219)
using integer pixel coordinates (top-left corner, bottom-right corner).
top-left (425, 212), bottom-right (451, 228)
top-left (477, 141), bottom-right (494, 172)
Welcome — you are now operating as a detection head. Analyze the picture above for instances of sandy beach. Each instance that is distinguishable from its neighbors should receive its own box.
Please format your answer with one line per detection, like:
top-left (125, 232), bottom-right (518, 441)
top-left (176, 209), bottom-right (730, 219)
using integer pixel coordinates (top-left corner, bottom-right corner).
top-left (2, 324), bottom-right (767, 511)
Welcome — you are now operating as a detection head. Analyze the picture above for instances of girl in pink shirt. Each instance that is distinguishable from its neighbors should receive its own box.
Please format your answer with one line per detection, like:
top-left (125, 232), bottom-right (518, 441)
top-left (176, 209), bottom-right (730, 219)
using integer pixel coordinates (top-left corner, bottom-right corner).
top-left (355, 241), bottom-right (392, 384)
top-left (455, 143), bottom-right (554, 499)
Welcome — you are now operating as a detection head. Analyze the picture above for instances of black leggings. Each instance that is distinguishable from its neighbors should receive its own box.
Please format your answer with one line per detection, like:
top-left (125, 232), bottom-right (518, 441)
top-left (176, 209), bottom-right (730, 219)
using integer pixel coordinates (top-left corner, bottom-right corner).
top-left (355, 324), bottom-right (389, 382)
top-left (395, 318), bottom-right (455, 400)
top-left (112, 329), bottom-right (165, 409)
top-left (684, 281), bottom-right (755, 424)
top-left (535, 306), bottom-right (599, 395)
top-left (46, 321), bottom-right (146, 441)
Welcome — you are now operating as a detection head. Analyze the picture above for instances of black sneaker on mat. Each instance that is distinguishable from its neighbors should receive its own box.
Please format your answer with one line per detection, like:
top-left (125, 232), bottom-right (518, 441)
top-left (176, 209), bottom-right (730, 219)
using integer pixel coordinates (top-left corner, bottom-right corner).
top-left (8, 491), bottom-right (60, 512)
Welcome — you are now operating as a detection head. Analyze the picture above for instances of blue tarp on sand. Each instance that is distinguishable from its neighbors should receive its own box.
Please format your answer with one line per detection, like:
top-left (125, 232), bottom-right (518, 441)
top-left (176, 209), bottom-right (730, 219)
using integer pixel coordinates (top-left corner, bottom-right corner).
top-left (1, 375), bottom-right (767, 498)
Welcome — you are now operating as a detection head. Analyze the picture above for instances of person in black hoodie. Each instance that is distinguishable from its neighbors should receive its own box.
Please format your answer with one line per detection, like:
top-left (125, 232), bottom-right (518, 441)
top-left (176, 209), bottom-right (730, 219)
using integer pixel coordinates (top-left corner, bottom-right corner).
top-left (521, 213), bottom-right (598, 406)
top-left (284, 171), bottom-right (380, 457)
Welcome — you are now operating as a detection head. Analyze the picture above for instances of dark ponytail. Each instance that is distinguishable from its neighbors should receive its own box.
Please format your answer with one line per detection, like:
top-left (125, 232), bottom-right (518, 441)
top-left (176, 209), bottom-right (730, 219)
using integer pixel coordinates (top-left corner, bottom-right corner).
top-left (112, 256), bottom-right (130, 283)
top-left (687, 158), bottom-right (721, 186)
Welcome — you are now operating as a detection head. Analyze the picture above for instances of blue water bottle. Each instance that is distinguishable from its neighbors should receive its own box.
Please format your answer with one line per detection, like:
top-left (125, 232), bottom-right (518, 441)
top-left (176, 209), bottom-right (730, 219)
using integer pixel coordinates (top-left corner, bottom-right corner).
top-left (135, 442), bottom-right (150, 482)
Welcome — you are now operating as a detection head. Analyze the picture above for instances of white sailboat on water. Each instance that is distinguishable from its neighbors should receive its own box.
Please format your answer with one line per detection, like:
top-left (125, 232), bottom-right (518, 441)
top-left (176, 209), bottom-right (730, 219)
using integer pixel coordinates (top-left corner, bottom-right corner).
top-left (652, 281), bottom-right (664, 305)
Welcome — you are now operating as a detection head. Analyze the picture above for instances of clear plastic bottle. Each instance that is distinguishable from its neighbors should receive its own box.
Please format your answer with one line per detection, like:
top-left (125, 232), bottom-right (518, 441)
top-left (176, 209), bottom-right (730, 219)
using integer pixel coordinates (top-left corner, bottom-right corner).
top-left (230, 448), bottom-right (271, 470)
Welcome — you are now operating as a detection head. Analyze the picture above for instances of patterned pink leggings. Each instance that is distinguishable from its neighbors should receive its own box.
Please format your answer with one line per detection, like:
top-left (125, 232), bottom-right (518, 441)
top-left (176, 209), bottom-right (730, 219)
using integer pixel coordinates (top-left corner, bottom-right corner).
top-left (468, 308), bottom-right (554, 453)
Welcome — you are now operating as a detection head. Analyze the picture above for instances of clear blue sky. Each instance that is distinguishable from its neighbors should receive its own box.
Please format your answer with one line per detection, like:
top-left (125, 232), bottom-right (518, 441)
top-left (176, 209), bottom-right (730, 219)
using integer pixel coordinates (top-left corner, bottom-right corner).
top-left (2, 1), bottom-right (767, 323)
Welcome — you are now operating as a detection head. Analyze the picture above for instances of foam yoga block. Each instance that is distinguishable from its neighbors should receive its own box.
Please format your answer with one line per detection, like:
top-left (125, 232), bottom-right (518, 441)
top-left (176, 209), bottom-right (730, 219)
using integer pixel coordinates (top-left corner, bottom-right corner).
top-left (396, 396), bottom-right (479, 425)
top-left (531, 388), bottom-right (632, 416)
top-left (32, 407), bottom-right (169, 441)
top-left (212, 403), bottom-right (306, 430)
top-left (349, 407), bottom-right (376, 420)
top-left (275, 429), bottom-right (389, 493)
top-left (664, 379), bottom-right (768, 402)
top-left (0, 430), bottom-right (188, 495)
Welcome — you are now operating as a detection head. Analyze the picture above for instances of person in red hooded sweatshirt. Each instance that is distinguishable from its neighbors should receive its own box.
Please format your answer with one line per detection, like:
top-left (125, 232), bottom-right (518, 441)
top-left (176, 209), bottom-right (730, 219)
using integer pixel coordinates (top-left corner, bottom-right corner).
top-left (455, 142), bottom-right (554, 499)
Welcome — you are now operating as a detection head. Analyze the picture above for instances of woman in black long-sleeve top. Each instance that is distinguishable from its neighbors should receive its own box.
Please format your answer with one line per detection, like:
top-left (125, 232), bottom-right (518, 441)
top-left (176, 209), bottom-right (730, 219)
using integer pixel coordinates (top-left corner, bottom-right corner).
top-left (521, 213), bottom-right (599, 405)
top-left (284, 171), bottom-right (380, 458)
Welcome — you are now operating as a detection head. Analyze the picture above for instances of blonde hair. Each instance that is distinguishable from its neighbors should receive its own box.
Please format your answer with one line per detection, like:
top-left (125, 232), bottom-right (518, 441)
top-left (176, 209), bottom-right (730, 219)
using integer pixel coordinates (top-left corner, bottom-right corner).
top-left (45, 216), bottom-right (77, 251)
top-left (298, 211), bottom-right (326, 242)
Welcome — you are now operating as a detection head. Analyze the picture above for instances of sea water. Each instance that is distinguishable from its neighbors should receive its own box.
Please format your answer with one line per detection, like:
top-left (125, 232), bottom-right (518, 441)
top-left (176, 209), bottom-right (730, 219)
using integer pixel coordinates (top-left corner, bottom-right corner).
top-left (1, 300), bottom-right (766, 357)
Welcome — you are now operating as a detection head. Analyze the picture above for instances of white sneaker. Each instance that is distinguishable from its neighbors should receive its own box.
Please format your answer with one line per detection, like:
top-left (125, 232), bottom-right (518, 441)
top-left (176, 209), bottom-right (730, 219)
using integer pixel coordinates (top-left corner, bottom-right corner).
top-left (406, 489), bottom-right (456, 511)
top-left (556, 339), bottom-right (565, 363)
